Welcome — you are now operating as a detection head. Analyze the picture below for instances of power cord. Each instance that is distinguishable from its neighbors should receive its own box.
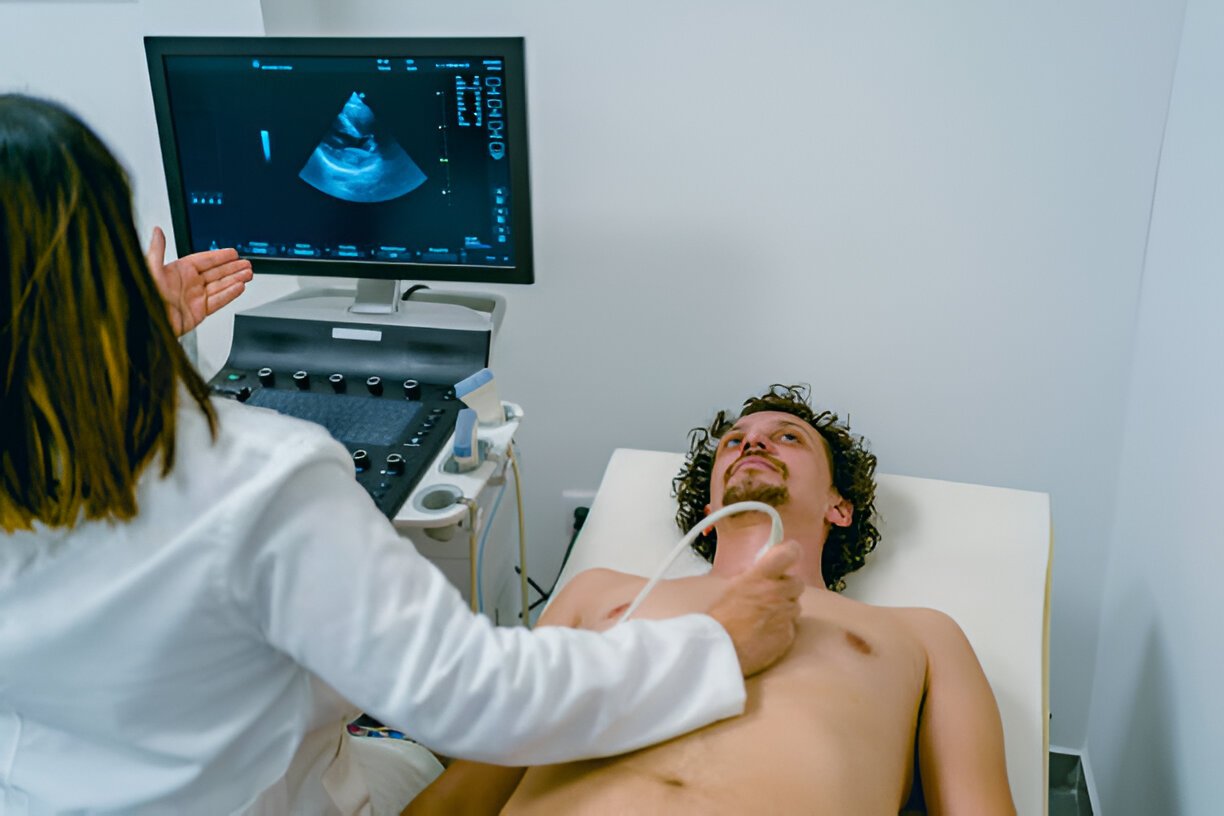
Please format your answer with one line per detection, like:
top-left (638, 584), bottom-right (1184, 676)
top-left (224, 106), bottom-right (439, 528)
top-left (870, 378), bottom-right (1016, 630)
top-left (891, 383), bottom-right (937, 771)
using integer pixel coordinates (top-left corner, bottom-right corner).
top-left (399, 283), bottom-right (431, 300)
top-left (475, 482), bottom-right (508, 614)
top-left (458, 498), bottom-right (479, 613)
top-left (507, 443), bottom-right (529, 628)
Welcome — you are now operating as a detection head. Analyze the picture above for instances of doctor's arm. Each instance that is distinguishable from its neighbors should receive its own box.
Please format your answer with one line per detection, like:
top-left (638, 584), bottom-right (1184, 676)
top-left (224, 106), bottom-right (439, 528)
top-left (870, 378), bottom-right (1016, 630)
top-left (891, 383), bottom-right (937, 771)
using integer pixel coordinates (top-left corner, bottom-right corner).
top-left (401, 571), bottom-right (596, 815)
top-left (912, 609), bottom-right (1016, 816)
top-left (403, 546), bottom-right (803, 814)
top-left (224, 444), bottom-right (797, 766)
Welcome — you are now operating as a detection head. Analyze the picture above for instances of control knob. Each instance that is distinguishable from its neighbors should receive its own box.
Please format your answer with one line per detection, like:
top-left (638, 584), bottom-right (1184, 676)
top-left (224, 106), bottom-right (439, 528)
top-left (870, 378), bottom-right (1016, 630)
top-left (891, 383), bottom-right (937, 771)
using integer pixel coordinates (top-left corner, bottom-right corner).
top-left (385, 453), bottom-right (406, 475)
top-left (293, 370), bottom-right (310, 390)
top-left (329, 373), bottom-right (346, 393)
top-left (352, 449), bottom-right (370, 471)
top-left (366, 376), bottom-right (383, 396)
top-left (257, 367), bottom-right (274, 386)
top-left (402, 379), bottom-right (421, 400)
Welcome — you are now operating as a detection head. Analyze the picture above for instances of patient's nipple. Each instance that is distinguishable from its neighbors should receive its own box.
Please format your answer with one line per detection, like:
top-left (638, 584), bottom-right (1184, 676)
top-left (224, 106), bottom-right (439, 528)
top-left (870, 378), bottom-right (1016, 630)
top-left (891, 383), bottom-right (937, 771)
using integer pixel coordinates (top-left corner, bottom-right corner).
top-left (606, 602), bottom-right (631, 620)
top-left (845, 630), bottom-right (874, 655)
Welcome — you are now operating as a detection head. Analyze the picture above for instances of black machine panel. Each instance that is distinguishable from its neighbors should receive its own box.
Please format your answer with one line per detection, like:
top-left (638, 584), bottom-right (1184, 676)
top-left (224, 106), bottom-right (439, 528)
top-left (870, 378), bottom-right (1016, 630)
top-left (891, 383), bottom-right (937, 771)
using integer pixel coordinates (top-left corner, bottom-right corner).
top-left (208, 310), bottom-right (489, 518)
top-left (210, 367), bottom-right (462, 519)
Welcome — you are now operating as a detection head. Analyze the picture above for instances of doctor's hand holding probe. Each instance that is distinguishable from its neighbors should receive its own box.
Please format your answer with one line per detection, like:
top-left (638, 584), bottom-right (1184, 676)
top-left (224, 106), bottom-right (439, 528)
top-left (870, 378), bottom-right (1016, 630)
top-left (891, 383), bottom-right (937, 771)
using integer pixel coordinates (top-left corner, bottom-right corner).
top-left (0, 94), bottom-right (802, 816)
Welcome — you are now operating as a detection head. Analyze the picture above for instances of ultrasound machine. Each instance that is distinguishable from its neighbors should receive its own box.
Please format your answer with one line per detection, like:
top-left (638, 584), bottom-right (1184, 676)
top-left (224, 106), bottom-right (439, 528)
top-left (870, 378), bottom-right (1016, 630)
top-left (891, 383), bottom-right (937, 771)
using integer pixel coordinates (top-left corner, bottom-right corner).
top-left (146, 36), bottom-right (531, 622)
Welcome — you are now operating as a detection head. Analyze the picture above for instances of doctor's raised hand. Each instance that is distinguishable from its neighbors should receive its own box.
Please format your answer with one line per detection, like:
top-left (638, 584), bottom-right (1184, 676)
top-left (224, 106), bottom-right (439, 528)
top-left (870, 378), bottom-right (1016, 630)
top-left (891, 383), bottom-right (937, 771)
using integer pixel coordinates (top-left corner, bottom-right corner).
top-left (146, 225), bottom-right (252, 336)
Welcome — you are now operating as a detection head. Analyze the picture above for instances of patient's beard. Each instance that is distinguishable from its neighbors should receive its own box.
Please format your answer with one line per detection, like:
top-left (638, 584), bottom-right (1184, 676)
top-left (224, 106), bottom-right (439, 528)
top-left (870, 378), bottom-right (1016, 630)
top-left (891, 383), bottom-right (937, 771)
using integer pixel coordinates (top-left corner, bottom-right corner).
top-left (723, 479), bottom-right (789, 508)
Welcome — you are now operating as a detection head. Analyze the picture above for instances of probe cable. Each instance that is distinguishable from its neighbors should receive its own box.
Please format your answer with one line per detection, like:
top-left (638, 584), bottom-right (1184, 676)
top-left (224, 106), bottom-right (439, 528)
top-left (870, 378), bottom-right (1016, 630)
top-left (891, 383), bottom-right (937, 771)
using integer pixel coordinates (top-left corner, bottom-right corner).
top-left (616, 501), bottom-right (783, 625)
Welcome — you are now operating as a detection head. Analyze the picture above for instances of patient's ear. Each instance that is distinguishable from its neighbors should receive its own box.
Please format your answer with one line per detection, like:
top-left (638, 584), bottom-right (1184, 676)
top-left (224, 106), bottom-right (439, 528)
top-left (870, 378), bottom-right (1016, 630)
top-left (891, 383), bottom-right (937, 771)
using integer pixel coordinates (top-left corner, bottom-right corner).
top-left (826, 495), bottom-right (853, 528)
top-left (703, 503), bottom-right (714, 536)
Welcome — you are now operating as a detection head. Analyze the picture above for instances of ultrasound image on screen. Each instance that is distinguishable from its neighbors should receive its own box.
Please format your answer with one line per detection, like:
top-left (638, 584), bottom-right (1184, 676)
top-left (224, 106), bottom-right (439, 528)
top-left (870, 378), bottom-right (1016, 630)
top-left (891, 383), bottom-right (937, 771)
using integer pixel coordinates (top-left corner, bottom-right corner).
top-left (298, 92), bottom-right (428, 204)
top-left (163, 55), bottom-right (515, 268)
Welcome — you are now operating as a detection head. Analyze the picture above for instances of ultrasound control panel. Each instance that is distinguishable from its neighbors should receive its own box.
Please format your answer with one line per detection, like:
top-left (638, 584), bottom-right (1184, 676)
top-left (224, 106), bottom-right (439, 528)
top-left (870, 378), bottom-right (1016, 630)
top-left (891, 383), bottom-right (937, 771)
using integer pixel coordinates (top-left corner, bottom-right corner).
top-left (209, 366), bottom-right (463, 518)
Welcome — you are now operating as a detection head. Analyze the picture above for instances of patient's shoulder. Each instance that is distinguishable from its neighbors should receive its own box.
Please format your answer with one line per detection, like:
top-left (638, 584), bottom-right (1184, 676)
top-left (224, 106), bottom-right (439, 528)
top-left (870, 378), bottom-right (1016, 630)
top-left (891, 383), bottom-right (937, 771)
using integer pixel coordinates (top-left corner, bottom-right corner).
top-left (893, 606), bottom-right (965, 640)
top-left (539, 568), bottom-right (645, 628)
top-left (891, 607), bottom-right (983, 672)
top-left (565, 567), bottom-right (647, 595)
top-left (570, 566), bottom-right (641, 583)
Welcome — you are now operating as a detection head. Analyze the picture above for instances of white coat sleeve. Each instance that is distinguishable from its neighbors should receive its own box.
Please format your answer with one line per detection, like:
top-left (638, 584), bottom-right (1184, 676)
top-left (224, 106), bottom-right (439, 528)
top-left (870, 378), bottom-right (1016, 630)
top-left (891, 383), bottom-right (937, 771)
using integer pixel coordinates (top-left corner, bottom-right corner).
top-left (219, 432), bottom-right (746, 765)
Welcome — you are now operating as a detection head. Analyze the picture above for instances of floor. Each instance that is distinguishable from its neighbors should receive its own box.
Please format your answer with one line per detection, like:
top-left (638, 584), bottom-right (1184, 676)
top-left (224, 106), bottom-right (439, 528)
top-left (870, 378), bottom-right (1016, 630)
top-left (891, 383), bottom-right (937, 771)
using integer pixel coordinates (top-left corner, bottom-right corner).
top-left (1050, 751), bottom-right (1094, 816)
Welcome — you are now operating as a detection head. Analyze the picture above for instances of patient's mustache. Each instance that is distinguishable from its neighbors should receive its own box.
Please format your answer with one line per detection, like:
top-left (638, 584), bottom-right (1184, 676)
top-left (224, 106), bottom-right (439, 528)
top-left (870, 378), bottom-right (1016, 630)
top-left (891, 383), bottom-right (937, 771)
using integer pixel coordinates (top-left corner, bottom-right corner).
top-left (728, 452), bottom-right (788, 480)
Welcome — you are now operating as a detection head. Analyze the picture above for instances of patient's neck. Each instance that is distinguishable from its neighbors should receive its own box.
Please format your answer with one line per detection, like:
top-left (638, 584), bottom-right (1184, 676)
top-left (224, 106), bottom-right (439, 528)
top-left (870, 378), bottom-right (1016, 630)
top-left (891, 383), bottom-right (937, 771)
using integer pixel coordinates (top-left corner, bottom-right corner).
top-left (709, 513), bottom-right (828, 588)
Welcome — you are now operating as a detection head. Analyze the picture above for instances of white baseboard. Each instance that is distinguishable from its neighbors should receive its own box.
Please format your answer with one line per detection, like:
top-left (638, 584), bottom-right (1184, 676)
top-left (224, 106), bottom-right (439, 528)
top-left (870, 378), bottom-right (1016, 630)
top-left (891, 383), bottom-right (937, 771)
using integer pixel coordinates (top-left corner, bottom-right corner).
top-left (1049, 744), bottom-right (1100, 814)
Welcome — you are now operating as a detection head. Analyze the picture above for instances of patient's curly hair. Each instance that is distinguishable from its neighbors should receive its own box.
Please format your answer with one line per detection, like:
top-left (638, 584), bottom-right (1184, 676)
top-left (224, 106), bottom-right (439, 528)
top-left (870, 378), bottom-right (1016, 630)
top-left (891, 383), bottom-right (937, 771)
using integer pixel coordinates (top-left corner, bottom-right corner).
top-left (673, 384), bottom-right (880, 592)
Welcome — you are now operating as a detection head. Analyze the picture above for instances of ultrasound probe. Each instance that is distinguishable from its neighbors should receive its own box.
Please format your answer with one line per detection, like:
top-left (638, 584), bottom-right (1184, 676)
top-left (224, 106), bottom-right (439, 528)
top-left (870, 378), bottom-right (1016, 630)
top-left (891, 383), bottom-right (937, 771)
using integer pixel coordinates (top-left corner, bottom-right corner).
top-left (616, 501), bottom-right (784, 624)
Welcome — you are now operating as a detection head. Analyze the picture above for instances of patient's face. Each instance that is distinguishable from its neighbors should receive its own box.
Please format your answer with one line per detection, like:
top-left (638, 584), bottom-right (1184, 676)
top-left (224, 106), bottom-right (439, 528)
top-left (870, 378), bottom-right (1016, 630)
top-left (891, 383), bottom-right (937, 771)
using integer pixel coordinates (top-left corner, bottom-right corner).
top-left (709, 411), bottom-right (836, 513)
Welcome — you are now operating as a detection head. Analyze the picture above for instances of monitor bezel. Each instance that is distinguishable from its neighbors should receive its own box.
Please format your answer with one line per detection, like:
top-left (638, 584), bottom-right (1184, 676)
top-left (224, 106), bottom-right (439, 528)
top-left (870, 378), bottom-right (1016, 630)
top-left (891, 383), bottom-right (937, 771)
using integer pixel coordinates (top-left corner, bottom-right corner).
top-left (144, 35), bottom-right (534, 285)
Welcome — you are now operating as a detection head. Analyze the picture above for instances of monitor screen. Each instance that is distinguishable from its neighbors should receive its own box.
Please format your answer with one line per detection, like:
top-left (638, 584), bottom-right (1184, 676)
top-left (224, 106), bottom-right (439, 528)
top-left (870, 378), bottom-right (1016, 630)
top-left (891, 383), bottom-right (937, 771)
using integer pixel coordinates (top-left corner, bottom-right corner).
top-left (145, 37), bottom-right (532, 284)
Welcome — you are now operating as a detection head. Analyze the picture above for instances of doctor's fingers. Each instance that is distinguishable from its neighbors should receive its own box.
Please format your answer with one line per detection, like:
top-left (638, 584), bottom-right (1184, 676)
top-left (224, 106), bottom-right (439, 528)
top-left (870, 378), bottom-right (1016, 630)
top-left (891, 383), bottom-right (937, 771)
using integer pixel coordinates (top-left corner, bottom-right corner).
top-left (730, 597), bottom-right (800, 677)
top-left (199, 257), bottom-right (253, 285)
top-left (204, 280), bottom-right (248, 314)
top-left (766, 580), bottom-right (803, 613)
top-left (752, 539), bottom-right (800, 578)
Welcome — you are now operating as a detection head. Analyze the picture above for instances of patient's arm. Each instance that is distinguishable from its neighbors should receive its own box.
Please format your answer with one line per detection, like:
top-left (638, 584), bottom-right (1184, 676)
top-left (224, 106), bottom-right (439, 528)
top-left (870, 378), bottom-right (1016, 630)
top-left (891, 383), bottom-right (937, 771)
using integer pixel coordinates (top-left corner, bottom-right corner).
top-left (401, 572), bottom-right (596, 815)
top-left (402, 758), bottom-right (525, 816)
top-left (911, 609), bottom-right (1016, 816)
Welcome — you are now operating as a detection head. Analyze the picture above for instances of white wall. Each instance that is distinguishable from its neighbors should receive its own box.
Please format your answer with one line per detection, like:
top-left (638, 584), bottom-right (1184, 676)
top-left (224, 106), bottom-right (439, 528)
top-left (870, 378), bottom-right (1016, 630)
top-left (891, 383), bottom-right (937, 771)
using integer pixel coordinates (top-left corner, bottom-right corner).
top-left (0, 1), bottom-right (265, 243)
top-left (1084, 0), bottom-right (1224, 812)
top-left (0, 0), bottom-right (301, 368)
top-left (263, 0), bottom-right (1185, 750)
top-left (2, 0), bottom-right (1193, 760)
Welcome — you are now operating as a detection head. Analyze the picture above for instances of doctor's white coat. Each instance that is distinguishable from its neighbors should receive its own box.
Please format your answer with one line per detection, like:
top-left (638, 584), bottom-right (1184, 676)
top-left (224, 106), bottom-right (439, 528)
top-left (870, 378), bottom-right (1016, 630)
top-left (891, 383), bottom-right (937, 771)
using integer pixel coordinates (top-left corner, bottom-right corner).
top-left (0, 397), bottom-right (745, 815)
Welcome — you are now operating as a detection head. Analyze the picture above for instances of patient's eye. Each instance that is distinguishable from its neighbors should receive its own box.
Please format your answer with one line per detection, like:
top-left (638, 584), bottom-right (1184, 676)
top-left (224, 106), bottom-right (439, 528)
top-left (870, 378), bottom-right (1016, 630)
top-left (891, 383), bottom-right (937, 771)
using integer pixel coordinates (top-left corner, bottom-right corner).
top-left (723, 436), bottom-right (742, 449)
top-left (778, 431), bottom-right (801, 443)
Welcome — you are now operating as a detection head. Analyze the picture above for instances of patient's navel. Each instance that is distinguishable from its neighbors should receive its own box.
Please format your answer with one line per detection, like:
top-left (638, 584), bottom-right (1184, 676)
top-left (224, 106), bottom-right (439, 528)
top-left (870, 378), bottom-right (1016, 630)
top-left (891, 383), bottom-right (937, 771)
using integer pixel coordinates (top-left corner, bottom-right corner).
top-left (606, 602), bottom-right (630, 620)
top-left (845, 630), bottom-right (874, 655)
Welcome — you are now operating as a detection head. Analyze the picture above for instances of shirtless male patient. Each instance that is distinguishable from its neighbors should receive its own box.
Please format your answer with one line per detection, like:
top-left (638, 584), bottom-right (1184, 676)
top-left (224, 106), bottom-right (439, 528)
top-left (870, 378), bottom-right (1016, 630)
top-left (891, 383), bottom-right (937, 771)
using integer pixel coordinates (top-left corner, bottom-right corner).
top-left (406, 384), bottom-right (1016, 815)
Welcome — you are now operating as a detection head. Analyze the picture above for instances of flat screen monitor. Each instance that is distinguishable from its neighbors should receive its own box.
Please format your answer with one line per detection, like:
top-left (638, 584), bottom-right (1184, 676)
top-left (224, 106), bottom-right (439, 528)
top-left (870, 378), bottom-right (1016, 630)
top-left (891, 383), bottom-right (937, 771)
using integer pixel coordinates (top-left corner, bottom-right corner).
top-left (145, 36), bottom-right (533, 286)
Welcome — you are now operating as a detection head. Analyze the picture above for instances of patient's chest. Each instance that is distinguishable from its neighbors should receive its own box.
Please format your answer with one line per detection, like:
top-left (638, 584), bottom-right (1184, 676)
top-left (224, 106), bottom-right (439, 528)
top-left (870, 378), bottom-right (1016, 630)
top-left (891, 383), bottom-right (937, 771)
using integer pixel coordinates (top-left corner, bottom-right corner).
top-left (509, 582), bottom-right (930, 815)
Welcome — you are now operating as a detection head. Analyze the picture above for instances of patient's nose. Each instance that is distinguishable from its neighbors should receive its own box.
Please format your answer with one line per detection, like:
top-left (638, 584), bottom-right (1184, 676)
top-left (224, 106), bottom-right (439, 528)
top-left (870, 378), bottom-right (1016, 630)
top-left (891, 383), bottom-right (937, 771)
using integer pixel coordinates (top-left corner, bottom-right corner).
top-left (742, 431), bottom-right (769, 451)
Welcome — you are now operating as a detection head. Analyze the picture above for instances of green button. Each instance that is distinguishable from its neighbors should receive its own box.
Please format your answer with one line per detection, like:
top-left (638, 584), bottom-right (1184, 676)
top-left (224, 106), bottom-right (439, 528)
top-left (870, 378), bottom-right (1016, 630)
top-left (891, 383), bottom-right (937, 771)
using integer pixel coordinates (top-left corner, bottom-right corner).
top-left (227, 373), bottom-right (241, 381)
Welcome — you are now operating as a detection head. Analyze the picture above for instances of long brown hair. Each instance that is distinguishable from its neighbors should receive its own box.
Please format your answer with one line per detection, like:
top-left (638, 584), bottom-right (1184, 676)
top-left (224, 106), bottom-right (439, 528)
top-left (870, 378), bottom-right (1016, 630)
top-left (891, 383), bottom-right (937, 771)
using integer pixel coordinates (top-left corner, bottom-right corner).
top-left (0, 94), bottom-right (216, 532)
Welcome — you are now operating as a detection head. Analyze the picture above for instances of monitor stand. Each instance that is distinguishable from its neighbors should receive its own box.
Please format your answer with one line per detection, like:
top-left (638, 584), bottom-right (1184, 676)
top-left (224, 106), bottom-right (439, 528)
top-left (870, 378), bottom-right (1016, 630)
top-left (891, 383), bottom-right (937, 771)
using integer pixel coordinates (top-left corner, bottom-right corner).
top-left (350, 278), bottom-right (401, 314)
top-left (342, 278), bottom-right (507, 346)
